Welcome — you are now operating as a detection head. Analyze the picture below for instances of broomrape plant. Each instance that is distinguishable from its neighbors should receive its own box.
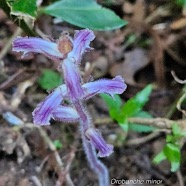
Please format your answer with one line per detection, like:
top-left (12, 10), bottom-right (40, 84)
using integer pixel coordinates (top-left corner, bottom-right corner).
top-left (12, 29), bottom-right (127, 186)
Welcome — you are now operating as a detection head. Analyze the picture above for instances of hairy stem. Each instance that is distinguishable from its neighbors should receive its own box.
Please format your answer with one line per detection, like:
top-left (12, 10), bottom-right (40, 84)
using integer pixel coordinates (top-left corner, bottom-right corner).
top-left (73, 100), bottom-right (109, 186)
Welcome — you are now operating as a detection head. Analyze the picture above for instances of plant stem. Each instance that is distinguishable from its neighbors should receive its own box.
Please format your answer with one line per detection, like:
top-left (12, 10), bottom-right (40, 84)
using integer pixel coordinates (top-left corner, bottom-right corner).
top-left (73, 100), bottom-right (109, 186)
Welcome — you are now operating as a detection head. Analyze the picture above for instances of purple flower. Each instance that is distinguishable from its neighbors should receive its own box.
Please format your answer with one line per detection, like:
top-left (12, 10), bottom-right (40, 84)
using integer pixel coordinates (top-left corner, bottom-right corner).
top-left (52, 106), bottom-right (79, 123)
top-left (13, 37), bottom-right (65, 61)
top-left (13, 29), bottom-right (95, 101)
top-left (83, 76), bottom-right (127, 99)
top-left (32, 76), bottom-right (126, 125)
top-left (12, 29), bottom-right (127, 186)
top-left (68, 29), bottom-right (95, 64)
top-left (62, 58), bottom-right (84, 100)
top-left (85, 128), bottom-right (113, 157)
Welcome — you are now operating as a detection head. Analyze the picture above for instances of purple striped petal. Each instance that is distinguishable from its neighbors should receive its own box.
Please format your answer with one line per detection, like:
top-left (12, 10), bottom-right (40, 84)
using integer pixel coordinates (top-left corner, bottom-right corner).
top-left (83, 76), bottom-right (127, 99)
top-left (13, 37), bottom-right (64, 61)
top-left (52, 105), bottom-right (79, 123)
top-left (85, 128), bottom-right (113, 157)
top-left (62, 58), bottom-right (84, 100)
top-left (32, 85), bottom-right (67, 125)
top-left (68, 29), bottom-right (95, 64)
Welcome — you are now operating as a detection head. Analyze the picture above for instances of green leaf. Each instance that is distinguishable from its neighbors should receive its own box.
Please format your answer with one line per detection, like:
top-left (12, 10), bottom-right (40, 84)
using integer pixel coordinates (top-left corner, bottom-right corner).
top-left (153, 150), bottom-right (166, 164)
top-left (163, 143), bottom-right (181, 163)
top-left (171, 161), bottom-right (180, 172)
top-left (122, 84), bottom-right (153, 117)
top-left (53, 140), bottom-right (63, 149)
top-left (9, 0), bottom-right (37, 19)
top-left (129, 123), bottom-right (155, 132)
top-left (175, 0), bottom-right (186, 7)
top-left (100, 93), bottom-right (122, 110)
top-left (100, 94), bottom-right (124, 122)
top-left (172, 123), bottom-right (182, 137)
top-left (153, 144), bottom-right (181, 172)
top-left (38, 69), bottom-right (63, 90)
top-left (128, 111), bottom-right (155, 132)
top-left (166, 134), bottom-right (176, 143)
top-left (135, 111), bottom-right (153, 118)
top-left (119, 120), bottom-right (129, 132)
top-left (44, 0), bottom-right (127, 30)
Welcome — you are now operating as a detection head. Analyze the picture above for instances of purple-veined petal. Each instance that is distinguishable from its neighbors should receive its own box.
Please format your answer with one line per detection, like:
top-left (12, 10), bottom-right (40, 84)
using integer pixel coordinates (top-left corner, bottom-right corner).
top-left (32, 85), bottom-right (67, 125)
top-left (85, 128), bottom-right (113, 157)
top-left (52, 105), bottom-right (79, 123)
top-left (13, 37), bottom-right (64, 61)
top-left (68, 29), bottom-right (95, 64)
top-left (83, 76), bottom-right (127, 99)
top-left (62, 58), bottom-right (84, 100)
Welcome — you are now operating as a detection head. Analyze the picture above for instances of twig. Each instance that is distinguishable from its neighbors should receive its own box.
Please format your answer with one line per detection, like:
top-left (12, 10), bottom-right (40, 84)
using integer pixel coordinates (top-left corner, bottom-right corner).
top-left (176, 170), bottom-right (184, 186)
top-left (64, 150), bottom-right (75, 186)
top-left (177, 93), bottom-right (186, 116)
top-left (0, 27), bottom-right (22, 60)
top-left (16, 123), bottom-right (66, 184)
top-left (10, 78), bottom-right (35, 109)
top-left (94, 117), bottom-right (113, 125)
top-left (30, 176), bottom-right (42, 186)
top-left (125, 132), bottom-right (160, 146)
top-left (0, 68), bottom-right (26, 90)
top-left (128, 117), bottom-right (185, 129)
top-left (171, 71), bottom-right (186, 84)
top-left (95, 117), bottom-right (186, 130)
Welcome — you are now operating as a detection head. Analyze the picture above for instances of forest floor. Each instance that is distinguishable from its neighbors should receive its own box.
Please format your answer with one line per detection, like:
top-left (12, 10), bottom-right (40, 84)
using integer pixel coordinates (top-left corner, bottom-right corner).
top-left (0, 0), bottom-right (186, 186)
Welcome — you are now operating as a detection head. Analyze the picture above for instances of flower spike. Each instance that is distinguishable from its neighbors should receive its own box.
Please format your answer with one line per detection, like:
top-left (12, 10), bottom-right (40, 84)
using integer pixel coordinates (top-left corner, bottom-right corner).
top-left (13, 29), bottom-right (127, 186)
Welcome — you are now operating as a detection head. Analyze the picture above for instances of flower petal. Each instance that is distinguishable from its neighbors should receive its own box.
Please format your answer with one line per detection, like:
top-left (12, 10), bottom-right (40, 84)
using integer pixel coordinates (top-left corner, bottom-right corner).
top-left (85, 128), bottom-right (113, 157)
top-left (52, 105), bottom-right (79, 123)
top-left (68, 29), bottom-right (95, 64)
top-left (32, 85), bottom-right (67, 125)
top-left (83, 76), bottom-right (127, 99)
top-left (13, 37), bottom-right (64, 61)
top-left (62, 58), bottom-right (84, 100)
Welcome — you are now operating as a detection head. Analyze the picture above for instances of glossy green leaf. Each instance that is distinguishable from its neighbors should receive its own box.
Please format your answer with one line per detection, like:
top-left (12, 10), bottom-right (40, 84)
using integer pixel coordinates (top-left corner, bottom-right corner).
top-left (119, 119), bottom-right (129, 132)
top-left (170, 161), bottom-right (180, 172)
top-left (172, 123), bottom-right (182, 137)
top-left (153, 150), bottom-right (166, 164)
top-left (153, 144), bottom-right (181, 172)
top-left (38, 69), bottom-right (63, 90)
top-left (53, 140), bottom-right (63, 149)
top-left (166, 134), bottom-right (176, 144)
top-left (129, 123), bottom-right (155, 132)
top-left (122, 84), bottom-right (153, 117)
top-left (9, 0), bottom-right (37, 19)
top-left (128, 111), bottom-right (155, 132)
top-left (44, 0), bottom-right (127, 30)
top-left (176, 0), bottom-right (186, 7)
top-left (163, 143), bottom-right (181, 163)
top-left (100, 94), bottom-right (124, 123)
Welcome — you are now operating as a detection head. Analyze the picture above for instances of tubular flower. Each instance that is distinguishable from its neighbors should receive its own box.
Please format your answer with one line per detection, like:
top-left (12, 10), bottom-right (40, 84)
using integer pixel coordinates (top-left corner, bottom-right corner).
top-left (82, 76), bottom-right (127, 99)
top-left (32, 85), bottom-right (67, 125)
top-left (85, 128), bottom-right (114, 157)
top-left (13, 37), bottom-right (65, 61)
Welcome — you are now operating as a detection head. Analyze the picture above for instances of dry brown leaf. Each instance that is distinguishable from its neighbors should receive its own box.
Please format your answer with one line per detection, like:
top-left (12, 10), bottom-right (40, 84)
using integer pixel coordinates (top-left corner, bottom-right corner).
top-left (110, 48), bottom-right (150, 85)
top-left (170, 17), bottom-right (186, 30)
